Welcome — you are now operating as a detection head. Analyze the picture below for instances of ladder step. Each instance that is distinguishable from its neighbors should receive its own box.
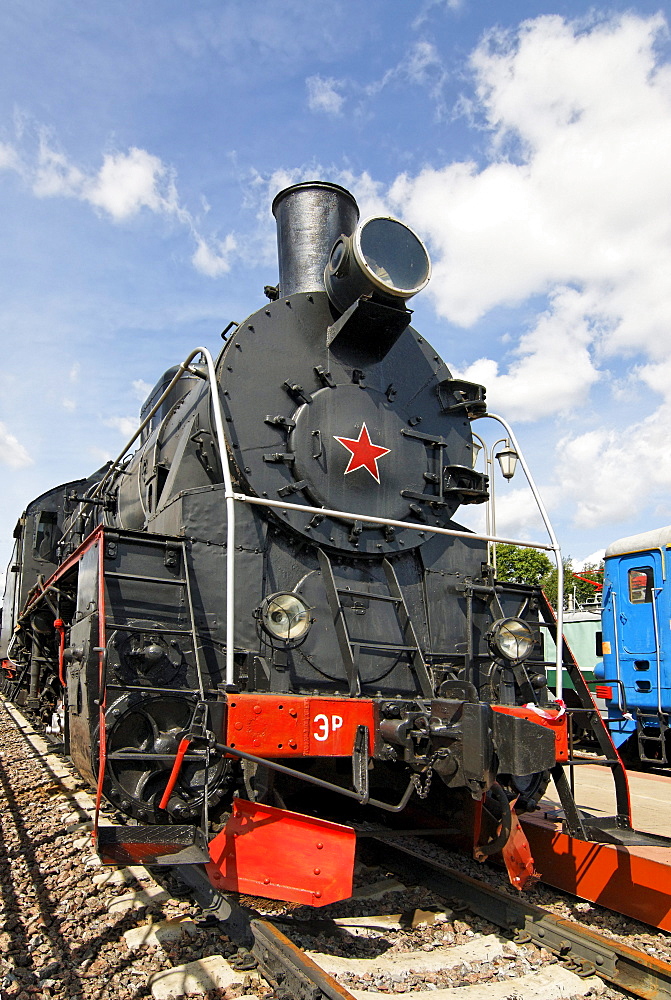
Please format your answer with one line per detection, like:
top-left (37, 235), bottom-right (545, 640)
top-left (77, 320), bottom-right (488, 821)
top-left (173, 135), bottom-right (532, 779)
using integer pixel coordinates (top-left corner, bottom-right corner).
top-left (352, 640), bottom-right (419, 653)
top-left (104, 570), bottom-right (187, 586)
top-left (336, 587), bottom-right (400, 604)
top-left (104, 622), bottom-right (194, 636)
top-left (105, 684), bottom-right (204, 695)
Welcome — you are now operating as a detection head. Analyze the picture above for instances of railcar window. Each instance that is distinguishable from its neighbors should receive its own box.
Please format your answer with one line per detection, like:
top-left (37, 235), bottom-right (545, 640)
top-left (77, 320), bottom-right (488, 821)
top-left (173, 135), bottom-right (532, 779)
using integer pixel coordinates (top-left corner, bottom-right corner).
top-left (33, 510), bottom-right (60, 561)
top-left (628, 567), bottom-right (653, 604)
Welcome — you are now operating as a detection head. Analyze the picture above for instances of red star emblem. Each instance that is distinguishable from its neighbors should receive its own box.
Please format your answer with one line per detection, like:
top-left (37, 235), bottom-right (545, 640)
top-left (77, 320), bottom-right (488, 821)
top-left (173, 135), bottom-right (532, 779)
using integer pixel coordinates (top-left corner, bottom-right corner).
top-left (334, 422), bottom-right (391, 483)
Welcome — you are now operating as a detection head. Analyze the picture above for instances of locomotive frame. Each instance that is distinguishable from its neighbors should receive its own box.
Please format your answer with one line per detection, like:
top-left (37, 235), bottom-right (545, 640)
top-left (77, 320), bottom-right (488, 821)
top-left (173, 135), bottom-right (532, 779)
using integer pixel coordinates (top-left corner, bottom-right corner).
top-left (1, 181), bottom-right (633, 905)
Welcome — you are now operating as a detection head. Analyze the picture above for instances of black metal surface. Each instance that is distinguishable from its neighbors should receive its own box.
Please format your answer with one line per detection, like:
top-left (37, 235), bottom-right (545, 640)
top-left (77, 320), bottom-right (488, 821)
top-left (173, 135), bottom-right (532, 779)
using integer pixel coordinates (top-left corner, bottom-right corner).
top-left (172, 863), bottom-right (254, 947)
top-left (373, 837), bottom-right (671, 1000)
top-left (97, 824), bottom-right (210, 866)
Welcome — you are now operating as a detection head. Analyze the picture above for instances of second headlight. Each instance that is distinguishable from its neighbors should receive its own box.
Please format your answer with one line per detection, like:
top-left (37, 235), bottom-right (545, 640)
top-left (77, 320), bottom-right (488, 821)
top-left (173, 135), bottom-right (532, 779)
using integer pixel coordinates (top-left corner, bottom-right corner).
top-left (258, 592), bottom-right (312, 645)
top-left (488, 617), bottom-right (535, 663)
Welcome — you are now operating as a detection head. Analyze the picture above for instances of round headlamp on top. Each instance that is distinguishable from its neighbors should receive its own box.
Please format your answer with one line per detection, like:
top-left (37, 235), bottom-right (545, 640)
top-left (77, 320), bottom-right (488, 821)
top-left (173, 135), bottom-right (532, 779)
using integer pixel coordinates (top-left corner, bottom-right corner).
top-left (487, 617), bottom-right (536, 663)
top-left (257, 592), bottom-right (312, 646)
top-left (324, 215), bottom-right (431, 314)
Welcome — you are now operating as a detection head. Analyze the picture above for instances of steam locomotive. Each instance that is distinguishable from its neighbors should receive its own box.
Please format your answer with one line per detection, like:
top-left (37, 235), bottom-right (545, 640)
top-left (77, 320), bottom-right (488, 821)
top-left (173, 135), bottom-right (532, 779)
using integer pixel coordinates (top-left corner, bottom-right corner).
top-left (1, 182), bottom-right (573, 905)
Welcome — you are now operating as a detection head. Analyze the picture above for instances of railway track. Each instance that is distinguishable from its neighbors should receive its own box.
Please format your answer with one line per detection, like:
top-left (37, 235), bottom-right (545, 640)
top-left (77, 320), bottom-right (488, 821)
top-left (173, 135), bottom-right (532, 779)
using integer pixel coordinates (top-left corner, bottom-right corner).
top-left (1, 695), bottom-right (670, 1000)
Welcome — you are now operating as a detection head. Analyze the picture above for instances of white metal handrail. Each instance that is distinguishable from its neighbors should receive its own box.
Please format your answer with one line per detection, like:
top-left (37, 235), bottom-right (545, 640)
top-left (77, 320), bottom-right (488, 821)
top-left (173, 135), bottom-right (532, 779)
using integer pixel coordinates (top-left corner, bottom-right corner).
top-left (473, 413), bottom-right (565, 700)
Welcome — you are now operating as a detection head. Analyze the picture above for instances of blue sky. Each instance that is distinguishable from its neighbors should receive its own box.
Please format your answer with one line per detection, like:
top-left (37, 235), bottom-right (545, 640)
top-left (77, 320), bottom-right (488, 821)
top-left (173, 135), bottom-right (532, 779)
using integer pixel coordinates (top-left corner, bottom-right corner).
top-left (2, 0), bottom-right (671, 585)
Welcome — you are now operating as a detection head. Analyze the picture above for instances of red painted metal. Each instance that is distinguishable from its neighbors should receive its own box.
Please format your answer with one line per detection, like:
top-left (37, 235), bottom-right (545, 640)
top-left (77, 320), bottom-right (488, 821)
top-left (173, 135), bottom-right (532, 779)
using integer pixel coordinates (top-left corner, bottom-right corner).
top-left (521, 811), bottom-right (671, 932)
top-left (499, 805), bottom-right (540, 891)
top-left (21, 524), bottom-right (105, 618)
top-left (571, 572), bottom-right (603, 591)
top-left (492, 704), bottom-right (569, 762)
top-left (54, 618), bottom-right (66, 686)
top-left (595, 685), bottom-right (613, 700)
top-left (94, 534), bottom-right (107, 841)
top-left (225, 693), bottom-right (377, 757)
top-left (470, 792), bottom-right (539, 891)
top-left (158, 737), bottom-right (192, 810)
top-left (206, 798), bottom-right (356, 906)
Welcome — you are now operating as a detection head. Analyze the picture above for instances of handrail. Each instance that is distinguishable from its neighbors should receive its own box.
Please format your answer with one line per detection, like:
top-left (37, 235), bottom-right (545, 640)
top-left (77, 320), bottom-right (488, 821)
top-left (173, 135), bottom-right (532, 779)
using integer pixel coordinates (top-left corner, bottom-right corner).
top-left (472, 413), bottom-right (565, 700)
top-left (651, 587), bottom-right (663, 715)
top-left (611, 592), bottom-right (623, 712)
top-left (231, 491), bottom-right (555, 550)
top-left (81, 345), bottom-right (238, 686)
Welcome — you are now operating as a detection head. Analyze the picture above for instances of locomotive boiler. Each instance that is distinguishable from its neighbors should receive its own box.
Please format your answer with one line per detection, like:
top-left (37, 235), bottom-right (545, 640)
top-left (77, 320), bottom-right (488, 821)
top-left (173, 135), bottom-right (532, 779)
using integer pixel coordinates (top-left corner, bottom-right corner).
top-left (1, 181), bottom-right (573, 904)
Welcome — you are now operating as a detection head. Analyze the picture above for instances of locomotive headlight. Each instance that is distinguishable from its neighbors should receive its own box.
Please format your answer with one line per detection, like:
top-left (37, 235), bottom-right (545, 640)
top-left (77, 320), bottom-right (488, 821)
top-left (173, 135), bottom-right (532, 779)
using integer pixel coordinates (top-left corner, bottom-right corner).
top-left (258, 592), bottom-right (312, 644)
top-left (325, 216), bottom-right (431, 314)
top-left (488, 617), bottom-right (535, 663)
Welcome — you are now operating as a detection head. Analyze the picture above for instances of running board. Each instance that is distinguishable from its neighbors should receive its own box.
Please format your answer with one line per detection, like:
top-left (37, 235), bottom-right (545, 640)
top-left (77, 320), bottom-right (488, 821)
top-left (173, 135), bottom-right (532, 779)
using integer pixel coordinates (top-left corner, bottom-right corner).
top-left (581, 815), bottom-right (671, 848)
top-left (520, 811), bottom-right (671, 932)
top-left (96, 825), bottom-right (210, 866)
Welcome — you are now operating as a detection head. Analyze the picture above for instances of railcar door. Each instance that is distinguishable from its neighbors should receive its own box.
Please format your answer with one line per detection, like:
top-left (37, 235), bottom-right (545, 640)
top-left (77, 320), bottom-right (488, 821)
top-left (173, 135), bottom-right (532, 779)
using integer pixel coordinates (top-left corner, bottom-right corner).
top-left (615, 550), bottom-right (664, 712)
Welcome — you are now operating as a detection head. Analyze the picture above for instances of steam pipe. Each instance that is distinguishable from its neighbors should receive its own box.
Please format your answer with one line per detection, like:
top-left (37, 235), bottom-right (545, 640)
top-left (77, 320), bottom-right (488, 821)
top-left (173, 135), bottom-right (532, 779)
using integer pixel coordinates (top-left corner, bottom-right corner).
top-left (272, 181), bottom-right (359, 296)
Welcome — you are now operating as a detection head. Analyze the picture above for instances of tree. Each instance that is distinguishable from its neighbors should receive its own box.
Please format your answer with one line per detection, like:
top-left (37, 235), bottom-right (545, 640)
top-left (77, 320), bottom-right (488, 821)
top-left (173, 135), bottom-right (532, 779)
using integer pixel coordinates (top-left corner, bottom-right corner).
top-left (539, 558), bottom-right (574, 611)
top-left (495, 544), bottom-right (553, 586)
top-left (496, 545), bottom-right (604, 611)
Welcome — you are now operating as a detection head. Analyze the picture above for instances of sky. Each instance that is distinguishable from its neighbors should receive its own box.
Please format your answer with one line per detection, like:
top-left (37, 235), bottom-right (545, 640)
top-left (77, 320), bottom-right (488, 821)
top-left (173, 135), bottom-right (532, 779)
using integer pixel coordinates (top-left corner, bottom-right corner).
top-left (2, 0), bottom-right (671, 588)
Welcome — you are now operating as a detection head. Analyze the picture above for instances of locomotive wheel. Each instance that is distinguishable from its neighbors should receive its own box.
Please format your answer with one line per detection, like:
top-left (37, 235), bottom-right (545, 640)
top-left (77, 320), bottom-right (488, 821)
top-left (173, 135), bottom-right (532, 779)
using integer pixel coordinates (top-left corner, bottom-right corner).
top-left (499, 770), bottom-right (551, 813)
top-left (100, 692), bottom-right (230, 823)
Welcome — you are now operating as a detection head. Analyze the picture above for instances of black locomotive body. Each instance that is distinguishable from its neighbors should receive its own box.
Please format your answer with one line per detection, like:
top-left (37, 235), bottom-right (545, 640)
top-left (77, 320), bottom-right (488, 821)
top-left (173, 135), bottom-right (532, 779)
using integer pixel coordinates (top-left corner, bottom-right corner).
top-left (1, 182), bottom-right (567, 904)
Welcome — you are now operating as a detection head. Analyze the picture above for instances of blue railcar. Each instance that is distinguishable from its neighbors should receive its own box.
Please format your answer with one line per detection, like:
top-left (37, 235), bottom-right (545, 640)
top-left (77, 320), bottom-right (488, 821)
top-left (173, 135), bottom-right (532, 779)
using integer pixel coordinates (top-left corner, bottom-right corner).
top-left (597, 527), bottom-right (671, 763)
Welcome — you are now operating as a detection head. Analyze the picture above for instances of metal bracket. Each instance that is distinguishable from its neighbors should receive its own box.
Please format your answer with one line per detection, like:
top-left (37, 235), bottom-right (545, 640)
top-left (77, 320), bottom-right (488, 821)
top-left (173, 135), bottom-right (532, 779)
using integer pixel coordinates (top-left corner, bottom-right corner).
top-left (283, 381), bottom-right (312, 404)
top-left (314, 365), bottom-right (335, 388)
top-left (277, 480), bottom-right (309, 498)
top-left (264, 414), bottom-right (296, 430)
top-left (352, 725), bottom-right (370, 804)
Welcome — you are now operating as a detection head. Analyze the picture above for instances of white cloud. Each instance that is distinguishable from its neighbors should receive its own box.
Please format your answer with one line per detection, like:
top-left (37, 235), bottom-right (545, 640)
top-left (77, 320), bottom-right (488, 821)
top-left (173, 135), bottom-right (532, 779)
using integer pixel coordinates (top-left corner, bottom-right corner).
top-left (192, 233), bottom-right (237, 277)
top-left (132, 378), bottom-right (153, 401)
top-left (0, 142), bottom-right (20, 171)
top-left (12, 130), bottom-right (235, 277)
top-left (459, 482), bottom-right (550, 547)
top-left (62, 398), bottom-right (76, 412)
top-left (85, 147), bottom-right (181, 221)
top-left (33, 136), bottom-right (85, 198)
top-left (460, 287), bottom-right (602, 421)
top-left (573, 549), bottom-right (605, 570)
top-left (30, 139), bottom-right (180, 221)
top-left (413, 0), bottom-right (464, 23)
top-left (104, 415), bottom-right (139, 438)
top-left (404, 41), bottom-right (448, 102)
top-left (388, 12), bottom-right (671, 424)
top-left (306, 75), bottom-right (345, 116)
top-left (556, 398), bottom-right (671, 529)
top-left (0, 422), bottom-right (33, 468)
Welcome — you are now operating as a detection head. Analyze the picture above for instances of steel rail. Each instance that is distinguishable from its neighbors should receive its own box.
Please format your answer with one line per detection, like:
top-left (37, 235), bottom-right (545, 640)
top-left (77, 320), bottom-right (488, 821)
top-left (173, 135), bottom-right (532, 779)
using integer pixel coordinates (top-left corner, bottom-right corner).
top-left (171, 865), bottom-right (358, 999)
top-left (370, 837), bottom-right (671, 1000)
top-left (251, 919), bottom-right (358, 1000)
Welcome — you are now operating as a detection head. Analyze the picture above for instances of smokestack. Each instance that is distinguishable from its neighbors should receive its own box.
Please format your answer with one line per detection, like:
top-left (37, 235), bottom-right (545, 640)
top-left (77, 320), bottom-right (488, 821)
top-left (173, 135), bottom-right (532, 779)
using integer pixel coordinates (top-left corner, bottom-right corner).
top-left (272, 181), bottom-right (359, 297)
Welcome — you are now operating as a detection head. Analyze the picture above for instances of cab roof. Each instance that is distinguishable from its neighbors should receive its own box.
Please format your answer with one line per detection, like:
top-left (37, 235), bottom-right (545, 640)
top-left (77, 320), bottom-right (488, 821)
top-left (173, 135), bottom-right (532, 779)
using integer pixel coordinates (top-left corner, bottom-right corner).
top-left (605, 525), bottom-right (671, 559)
